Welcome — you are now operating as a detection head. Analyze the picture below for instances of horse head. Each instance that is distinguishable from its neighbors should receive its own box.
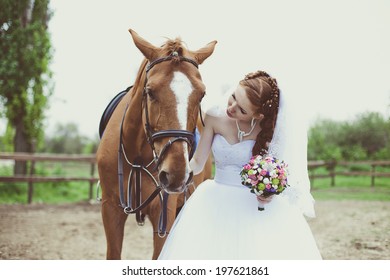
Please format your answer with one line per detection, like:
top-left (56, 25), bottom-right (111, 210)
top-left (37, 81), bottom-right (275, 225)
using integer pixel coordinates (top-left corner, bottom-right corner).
top-left (129, 29), bottom-right (216, 194)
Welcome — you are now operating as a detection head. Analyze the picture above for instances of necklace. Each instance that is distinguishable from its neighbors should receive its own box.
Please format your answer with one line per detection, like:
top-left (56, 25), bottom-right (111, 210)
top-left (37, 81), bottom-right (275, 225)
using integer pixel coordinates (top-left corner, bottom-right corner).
top-left (236, 119), bottom-right (257, 142)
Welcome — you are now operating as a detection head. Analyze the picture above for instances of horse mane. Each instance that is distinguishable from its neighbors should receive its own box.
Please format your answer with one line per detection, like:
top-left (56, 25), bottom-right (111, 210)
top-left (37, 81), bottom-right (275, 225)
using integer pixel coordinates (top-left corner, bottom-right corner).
top-left (132, 59), bottom-right (148, 95)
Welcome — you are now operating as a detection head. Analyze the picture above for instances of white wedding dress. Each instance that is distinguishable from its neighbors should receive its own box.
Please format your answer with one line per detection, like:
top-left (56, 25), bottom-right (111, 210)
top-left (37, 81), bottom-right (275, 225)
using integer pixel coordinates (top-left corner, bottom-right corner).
top-left (158, 134), bottom-right (322, 260)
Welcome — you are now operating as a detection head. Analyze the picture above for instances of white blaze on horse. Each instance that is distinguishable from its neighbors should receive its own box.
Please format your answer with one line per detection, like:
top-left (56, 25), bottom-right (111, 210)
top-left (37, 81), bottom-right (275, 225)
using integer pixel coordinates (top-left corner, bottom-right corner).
top-left (96, 29), bottom-right (216, 259)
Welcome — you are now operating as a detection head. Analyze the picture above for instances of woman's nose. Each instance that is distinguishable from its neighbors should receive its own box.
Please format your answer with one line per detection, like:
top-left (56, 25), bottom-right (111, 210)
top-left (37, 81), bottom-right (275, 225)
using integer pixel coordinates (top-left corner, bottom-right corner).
top-left (228, 103), bottom-right (236, 113)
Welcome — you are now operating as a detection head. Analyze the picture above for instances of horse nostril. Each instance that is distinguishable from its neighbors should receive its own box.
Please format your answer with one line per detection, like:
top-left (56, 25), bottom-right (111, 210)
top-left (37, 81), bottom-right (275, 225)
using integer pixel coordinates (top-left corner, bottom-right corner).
top-left (159, 171), bottom-right (169, 186)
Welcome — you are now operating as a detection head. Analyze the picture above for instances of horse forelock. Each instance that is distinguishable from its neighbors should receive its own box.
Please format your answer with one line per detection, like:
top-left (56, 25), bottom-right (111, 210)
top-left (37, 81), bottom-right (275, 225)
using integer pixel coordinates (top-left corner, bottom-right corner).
top-left (161, 37), bottom-right (187, 58)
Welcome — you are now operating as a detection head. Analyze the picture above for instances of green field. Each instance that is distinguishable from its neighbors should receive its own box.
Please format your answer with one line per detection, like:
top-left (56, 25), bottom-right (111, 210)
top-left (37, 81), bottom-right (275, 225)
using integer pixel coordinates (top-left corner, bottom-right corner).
top-left (0, 162), bottom-right (96, 204)
top-left (309, 165), bottom-right (390, 201)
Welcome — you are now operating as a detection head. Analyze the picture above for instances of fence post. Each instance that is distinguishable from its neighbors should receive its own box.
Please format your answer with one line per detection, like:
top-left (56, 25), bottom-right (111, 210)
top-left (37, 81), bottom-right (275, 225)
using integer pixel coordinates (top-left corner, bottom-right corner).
top-left (329, 160), bottom-right (336, 187)
top-left (371, 164), bottom-right (376, 188)
top-left (89, 162), bottom-right (95, 200)
top-left (27, 158), bottom-right (35, 204)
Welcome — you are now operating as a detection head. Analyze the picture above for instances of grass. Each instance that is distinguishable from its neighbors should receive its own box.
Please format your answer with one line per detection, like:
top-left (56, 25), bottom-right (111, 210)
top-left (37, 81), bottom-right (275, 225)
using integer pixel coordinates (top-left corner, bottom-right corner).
top-left (0, 162), bottom-right (96, 204)
top-left (310, 167), bottom-right (390, 201)
top-left (1, 162), bottom-right (389, 204)
top-left (0, 182), bottom-right (92, 204)
top-left (312, 186), bottom-right (390, 201)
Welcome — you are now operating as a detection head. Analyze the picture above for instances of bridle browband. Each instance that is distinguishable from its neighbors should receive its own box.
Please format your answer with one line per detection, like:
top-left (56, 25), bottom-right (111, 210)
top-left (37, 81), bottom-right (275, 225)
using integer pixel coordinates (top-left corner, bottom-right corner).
top-left (117, 52), bottom-right (202, 237)
top-left (146, 53), bottom-right (199, 72)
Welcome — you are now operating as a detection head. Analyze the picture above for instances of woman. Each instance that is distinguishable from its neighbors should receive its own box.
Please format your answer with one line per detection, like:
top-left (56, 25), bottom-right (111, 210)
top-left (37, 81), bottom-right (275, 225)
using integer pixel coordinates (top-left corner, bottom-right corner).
top-left (158, 71), bottom-right (322, 260)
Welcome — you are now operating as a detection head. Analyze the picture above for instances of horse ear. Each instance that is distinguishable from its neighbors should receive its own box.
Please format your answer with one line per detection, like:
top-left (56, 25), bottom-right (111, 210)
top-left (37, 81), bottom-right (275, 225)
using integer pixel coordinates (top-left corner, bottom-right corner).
top-left (191, 40), bottom-right (217, 65)
top-left (129, 29), bottom-right (160, 61)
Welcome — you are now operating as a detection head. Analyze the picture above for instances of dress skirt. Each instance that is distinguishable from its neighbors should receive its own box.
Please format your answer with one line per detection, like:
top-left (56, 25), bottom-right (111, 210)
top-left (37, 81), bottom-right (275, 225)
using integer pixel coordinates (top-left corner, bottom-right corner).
top-left (158, 177), bottom-right (322, 260)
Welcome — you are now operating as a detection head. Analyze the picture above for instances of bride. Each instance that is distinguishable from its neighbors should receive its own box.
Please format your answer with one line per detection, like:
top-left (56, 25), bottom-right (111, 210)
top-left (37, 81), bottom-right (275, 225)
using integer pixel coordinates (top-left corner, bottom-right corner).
top-left (158, 70), bottom-right (322, 260)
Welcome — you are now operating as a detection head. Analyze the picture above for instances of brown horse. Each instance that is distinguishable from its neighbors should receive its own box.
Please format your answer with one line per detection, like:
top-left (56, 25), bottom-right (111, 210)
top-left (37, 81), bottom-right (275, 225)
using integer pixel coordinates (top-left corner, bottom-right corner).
top-left (96, 29), bottom-right (216, 259)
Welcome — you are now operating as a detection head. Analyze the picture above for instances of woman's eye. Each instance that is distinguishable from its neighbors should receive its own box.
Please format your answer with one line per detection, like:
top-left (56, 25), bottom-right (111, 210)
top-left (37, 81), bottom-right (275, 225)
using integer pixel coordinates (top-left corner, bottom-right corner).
top-left (231, 93), bottom-right (246, 114)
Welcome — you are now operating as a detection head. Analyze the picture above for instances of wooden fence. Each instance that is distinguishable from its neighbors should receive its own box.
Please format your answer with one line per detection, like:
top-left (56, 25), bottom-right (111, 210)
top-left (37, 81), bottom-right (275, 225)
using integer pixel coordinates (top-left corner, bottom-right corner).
top-left (0, 152), bottom-right (98, 203)
top-left (1, 152), bottom-right (390, 203)
top-left (308, 160), bottom-right (390, 188)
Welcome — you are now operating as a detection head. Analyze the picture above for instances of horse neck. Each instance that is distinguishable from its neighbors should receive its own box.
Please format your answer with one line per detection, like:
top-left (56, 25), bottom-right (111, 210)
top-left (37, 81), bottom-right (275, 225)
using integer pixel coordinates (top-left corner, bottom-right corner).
top-left (122, 61), bottom-right (152, 163)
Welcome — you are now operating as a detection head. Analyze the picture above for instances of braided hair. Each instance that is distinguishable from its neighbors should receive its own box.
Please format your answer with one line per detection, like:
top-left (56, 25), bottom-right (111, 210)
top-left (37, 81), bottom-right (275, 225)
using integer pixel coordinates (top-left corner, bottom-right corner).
top-left (239, 70), bottom-right (280, 156)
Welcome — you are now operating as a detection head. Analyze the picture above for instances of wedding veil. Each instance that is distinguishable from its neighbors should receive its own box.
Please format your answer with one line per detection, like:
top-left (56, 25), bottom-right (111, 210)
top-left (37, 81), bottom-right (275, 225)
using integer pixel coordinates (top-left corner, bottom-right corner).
top-left (268, 89), bottom-right (316, 218)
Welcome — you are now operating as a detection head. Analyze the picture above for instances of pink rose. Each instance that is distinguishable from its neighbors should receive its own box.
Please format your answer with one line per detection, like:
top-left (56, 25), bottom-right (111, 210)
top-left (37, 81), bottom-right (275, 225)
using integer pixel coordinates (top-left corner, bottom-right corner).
top-left (244, 164), bottom-right (251, 170)
top-left (250, 174), bottom-right (258, 179)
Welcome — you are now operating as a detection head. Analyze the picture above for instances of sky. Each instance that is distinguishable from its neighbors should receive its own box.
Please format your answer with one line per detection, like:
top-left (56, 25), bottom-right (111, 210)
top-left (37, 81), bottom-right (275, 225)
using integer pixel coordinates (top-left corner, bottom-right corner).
top-left (39, 0), bottom-right (390, 138)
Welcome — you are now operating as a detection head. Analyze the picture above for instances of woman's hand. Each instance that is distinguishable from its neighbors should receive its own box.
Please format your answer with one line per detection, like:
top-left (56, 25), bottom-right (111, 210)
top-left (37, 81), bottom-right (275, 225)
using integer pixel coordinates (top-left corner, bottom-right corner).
top-left (257, 194), bottom-right (273, 205)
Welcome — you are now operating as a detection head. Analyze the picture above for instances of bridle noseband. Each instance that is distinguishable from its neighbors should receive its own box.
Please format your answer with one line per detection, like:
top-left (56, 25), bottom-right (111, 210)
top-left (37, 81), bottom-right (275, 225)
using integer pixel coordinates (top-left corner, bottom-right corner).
top-left (117, 52), bottom-right (202, 237)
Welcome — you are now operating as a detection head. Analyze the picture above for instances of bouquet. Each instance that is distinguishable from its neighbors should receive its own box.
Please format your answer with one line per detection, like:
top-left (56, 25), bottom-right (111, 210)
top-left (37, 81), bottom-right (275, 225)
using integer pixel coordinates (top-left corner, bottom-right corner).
top-left (240, 155), bottom-right (289, 211)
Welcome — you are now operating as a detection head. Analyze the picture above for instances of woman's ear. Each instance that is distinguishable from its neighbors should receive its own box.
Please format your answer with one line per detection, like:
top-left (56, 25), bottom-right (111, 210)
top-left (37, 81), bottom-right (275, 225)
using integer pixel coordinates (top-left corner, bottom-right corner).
top-left (254, 113), bottom-right (264, 121)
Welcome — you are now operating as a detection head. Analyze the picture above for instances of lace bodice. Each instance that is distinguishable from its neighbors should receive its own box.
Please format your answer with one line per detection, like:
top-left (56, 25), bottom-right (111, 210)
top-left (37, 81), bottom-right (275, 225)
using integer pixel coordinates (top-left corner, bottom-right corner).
top-left (212, 134), bottom-right (255, 186)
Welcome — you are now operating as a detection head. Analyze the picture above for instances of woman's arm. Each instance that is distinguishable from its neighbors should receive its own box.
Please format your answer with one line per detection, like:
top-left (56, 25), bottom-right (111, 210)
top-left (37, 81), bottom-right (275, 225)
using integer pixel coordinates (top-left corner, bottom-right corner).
top-left (189, 113), bottom-right (215, 175)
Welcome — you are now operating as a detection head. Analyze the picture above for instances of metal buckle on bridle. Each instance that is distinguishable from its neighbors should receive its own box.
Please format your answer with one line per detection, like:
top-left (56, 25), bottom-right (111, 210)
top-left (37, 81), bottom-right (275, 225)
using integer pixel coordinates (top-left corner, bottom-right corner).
top-left (123, 206), bottom-right (133, 215)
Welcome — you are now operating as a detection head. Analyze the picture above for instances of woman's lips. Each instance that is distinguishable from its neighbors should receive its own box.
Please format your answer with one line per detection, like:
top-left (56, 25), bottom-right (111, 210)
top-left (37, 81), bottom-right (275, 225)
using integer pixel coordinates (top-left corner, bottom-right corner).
top-left (226, 110), bottom-right (233, 118)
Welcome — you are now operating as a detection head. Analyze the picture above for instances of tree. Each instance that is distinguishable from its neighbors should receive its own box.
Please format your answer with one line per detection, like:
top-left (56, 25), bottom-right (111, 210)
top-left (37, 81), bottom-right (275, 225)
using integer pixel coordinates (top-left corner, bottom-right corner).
top-left (42, 123), bottom-right (92, 154)
top-left (308, 119), bottom-right (343, 161)
top-left (0, 123), bottom-right (14, 152)
top-left (0, 0), bottom-right (53, 174)
top-left (339, 112), bottom-right (389, 158)
top-left (308, 112), bottom-right (390, 161)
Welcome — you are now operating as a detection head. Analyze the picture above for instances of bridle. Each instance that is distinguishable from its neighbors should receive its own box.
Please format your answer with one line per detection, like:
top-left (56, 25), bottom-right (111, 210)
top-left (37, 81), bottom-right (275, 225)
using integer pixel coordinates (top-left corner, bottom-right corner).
top-left (117, 52), bottom-right (204, 237)
top-left (143, 55), bottom-right (197, 168)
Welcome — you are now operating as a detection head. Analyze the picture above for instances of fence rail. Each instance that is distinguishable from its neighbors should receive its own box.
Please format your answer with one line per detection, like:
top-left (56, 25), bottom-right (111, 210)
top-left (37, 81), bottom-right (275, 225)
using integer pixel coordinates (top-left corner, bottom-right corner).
top-left (1, 153), bottom-right (390, 203)
top-left (308, 160), bottom-right (390, 188)
top-left (0, 152), bottom-right (98, 203)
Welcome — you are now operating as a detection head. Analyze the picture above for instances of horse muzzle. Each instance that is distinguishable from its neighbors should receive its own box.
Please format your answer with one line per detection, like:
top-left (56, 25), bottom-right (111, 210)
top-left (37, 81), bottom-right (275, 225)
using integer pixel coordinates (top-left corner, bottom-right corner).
top-left (158, 170), bottom-right (194, 194)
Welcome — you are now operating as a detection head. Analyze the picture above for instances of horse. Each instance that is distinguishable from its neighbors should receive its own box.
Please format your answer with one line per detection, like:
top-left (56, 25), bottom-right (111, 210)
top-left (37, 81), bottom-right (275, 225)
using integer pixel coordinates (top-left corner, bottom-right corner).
top-left (96, 29), bottom-right (216, 260)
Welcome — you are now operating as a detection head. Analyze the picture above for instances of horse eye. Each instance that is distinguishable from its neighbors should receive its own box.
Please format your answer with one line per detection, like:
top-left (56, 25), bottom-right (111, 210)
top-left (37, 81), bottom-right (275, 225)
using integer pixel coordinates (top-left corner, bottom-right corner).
top-left (145, 88), bottom-right (155, 100)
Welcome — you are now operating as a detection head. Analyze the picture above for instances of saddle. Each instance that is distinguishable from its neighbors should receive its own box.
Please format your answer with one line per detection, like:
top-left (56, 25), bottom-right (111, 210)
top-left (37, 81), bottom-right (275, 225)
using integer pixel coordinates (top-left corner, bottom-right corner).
top-left (99, 86), bottom-right (132, 138)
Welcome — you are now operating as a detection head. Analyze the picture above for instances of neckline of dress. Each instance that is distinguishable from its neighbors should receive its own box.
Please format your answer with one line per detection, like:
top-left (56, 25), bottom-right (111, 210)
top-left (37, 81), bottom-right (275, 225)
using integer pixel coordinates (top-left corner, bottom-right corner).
top-left (215, 133), bottom-right (256, 146)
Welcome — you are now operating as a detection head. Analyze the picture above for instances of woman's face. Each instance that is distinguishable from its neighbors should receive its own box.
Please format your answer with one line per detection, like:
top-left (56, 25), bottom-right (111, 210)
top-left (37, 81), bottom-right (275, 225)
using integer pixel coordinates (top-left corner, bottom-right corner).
top-left (226, 85), bottom-right (257, 122)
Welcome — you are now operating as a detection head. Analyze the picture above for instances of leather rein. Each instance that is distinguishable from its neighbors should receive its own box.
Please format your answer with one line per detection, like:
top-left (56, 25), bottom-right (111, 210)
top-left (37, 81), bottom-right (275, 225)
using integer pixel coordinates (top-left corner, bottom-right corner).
top-left (117, 52), bottom-right (204, 237)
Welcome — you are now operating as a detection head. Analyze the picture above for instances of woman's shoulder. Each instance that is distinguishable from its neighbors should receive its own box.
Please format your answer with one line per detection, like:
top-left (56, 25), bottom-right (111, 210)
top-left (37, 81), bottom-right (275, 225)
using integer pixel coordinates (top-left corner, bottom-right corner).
top-left (205, 105), bottom-right (225, 117)
top-left (203, 108), bottom-right (231, 135)
top-left (205, 106), bottom-right (228, 119)
top-left (205, 109), bottom-right (229, 124)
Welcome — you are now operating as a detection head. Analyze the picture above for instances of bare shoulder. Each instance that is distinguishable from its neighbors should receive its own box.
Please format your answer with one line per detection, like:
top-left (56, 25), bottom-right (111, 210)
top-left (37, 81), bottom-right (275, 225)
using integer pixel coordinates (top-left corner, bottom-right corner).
top-left (205, 110), bottom-right (227, 123)
top-left (204, 110), bottom-right (231, 135)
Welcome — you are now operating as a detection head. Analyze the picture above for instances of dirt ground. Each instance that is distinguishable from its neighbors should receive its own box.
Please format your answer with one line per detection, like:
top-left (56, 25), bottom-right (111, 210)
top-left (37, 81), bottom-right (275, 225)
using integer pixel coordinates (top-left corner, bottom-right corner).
top-left (0, 200), bottom-right (389, 260)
